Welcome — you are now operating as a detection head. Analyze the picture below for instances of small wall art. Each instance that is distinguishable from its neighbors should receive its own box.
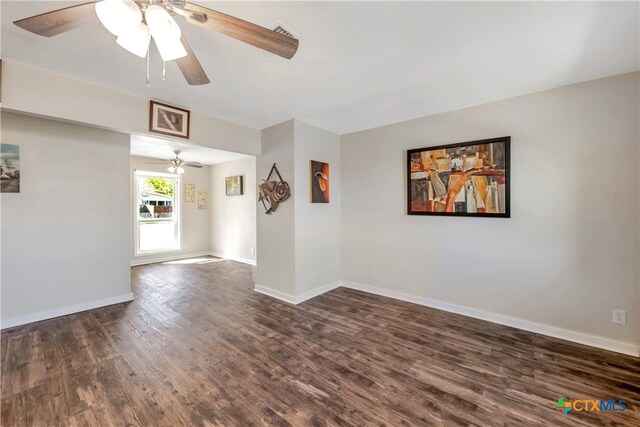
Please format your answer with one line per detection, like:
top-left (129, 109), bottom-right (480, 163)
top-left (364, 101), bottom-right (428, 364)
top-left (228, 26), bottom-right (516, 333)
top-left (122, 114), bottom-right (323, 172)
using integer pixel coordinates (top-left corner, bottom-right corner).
top-left (1, 143), bottom-right (20, 193)
top-left (198, 191), bottom-right (208, 209)
top-left (185, 183), bottom-right (195, 202)
top-left (407, 137), bottom-right (510, 217)
top-left (310, 160), bottom-right (329, 203)
top-left (225, 175), bottom-right (243, 196)
top-left (258, 163), bottom-right (290, 215)
top-left (149, 100), bottom-right (190, 139)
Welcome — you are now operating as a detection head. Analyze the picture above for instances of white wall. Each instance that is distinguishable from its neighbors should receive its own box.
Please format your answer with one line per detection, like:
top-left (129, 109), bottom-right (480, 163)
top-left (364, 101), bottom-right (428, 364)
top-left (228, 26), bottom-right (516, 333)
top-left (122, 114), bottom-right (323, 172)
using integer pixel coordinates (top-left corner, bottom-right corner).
top-left (130, 155), bottom-right (211, 265)
top-left (256, 120), bottom-right (296, 295)
top-left (341, 72), bottom-right (639, 349)
top-left (1, 112), bottom-right (132, 327)
top-left (210, 156), bottom-right (257, 264)
top-left (1, 60), bottom-right (261, 156)
top-left (294, 121), bottom-right (341, 294)
top-left (255, 120), bottom-right (342, 299)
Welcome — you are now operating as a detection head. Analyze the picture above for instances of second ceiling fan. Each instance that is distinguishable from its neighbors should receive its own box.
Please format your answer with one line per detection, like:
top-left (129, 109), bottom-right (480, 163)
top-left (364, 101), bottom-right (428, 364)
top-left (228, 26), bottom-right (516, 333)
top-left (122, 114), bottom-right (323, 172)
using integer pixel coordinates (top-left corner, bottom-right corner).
top-left (13, 0), bottom-right (300, 86)
top-left (147, 150), bottom-right (202, 174)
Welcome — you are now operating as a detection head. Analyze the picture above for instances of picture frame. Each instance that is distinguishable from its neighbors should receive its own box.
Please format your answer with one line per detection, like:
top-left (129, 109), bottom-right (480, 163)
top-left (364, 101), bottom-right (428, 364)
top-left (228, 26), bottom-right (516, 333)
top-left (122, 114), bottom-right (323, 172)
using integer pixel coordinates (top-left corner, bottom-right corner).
top-left (310, 160), bottom-right (329, 203)
top-left (1, 143), bottom-right (20, 193)
top-left (407, 136), bottom-right (510, 217)
top-left (149, 100), bottom-right (190, 139)
top-left (198, 191), bottom-right (208, 210)
top-left (185, 183), bottom-right (196, 202)
top-left (225, 176), bottom-right (244, 196)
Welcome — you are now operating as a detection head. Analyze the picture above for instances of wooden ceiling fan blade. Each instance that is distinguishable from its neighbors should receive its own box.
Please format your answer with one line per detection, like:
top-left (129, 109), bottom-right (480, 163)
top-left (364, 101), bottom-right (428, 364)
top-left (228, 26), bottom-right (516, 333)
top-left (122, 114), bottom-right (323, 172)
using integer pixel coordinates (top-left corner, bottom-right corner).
top-left (13, 2), bottom-right (98, 37)
top-left (183, 2), bottom-right (299, 59)
top-left (176, 35), bottom-right (211, 85)
top-left (185, 163), bottom-right (204, 168)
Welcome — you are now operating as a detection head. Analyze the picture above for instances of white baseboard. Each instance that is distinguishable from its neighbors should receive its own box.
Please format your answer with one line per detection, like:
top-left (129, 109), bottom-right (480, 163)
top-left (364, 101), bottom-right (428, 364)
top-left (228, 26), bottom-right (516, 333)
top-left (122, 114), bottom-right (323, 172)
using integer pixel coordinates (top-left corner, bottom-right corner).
top-left (0, 292), bottom-right (135, 330)
top-left (254, 284), bottom-right (296, 304)
top-left (341, 281), bottom-right (639, 357)
top-left (254, 281), bottom-right (341, 305)
top-left (131, 251), bottom-right (211, 266)
top-left (8, 273), bottom-right (632, 357)
top-left (210, 252), bottom-right (257, 266)
top-left (294, 281), bottom-right (342, 304)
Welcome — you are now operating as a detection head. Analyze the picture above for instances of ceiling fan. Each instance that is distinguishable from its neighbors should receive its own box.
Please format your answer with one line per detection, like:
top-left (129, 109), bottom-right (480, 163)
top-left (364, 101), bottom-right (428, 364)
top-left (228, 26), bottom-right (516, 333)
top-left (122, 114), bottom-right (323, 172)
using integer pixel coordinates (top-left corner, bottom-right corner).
top-left (147, 150), bottom-right (203, 174)
top-left (13, 0), bottom-right (300, 86)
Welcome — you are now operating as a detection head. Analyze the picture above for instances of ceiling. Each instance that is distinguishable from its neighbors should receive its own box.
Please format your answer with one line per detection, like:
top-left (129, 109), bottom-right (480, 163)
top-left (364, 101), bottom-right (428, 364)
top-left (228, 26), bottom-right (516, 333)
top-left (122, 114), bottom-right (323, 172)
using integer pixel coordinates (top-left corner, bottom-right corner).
top-left (130, 134), bottom-right (249, 164)
top-left (2, 1), bottom-right (638, 135)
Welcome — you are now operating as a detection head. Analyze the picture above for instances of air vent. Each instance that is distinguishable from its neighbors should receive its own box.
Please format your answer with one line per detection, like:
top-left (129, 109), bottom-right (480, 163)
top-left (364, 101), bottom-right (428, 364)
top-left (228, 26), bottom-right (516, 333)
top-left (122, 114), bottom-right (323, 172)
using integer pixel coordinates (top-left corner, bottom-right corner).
top-left (272, 21), bottom-right (300, 39)
top-left (165, 0), bottom-right (186, 8)
top-left (259, 21), bottom-right (299, 57)
top-left (273, 25), bottom-right (295, 38)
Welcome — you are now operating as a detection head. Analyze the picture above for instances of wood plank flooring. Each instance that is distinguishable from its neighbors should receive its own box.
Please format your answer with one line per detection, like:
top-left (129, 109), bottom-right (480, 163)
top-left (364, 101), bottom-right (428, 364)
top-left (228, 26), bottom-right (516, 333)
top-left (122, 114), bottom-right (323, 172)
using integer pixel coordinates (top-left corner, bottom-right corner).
top-left (2, 258), bottom-right (639, 426)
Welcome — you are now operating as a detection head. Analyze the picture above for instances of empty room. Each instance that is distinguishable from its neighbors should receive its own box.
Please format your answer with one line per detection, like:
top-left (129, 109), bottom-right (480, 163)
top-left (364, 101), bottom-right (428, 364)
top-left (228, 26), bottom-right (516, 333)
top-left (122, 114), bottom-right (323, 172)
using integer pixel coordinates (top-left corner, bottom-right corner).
top-left (1, 1), bottom-right (639, 426)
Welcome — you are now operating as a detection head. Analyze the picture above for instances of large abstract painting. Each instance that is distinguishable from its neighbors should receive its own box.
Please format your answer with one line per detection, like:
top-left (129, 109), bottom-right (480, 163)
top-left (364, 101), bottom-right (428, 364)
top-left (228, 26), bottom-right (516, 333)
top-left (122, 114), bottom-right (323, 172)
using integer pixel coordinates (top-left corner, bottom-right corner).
top-left (407, 137), bottom-right (510, 217)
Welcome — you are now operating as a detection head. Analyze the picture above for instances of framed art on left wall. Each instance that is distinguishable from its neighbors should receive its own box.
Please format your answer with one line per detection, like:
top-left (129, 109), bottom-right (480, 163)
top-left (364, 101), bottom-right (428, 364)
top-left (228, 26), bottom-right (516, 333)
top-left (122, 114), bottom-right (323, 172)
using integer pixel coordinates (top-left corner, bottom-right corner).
top-left (0, 143), bottom-right (20, 193)
top-left (149, 100), bottom-right (190, 139)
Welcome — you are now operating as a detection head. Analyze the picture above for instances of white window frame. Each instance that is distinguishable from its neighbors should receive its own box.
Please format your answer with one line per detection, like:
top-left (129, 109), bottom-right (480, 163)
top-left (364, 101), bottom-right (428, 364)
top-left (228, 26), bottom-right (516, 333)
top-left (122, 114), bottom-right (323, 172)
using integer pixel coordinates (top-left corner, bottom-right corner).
top-left (134, 170), bottom-right (182, 256)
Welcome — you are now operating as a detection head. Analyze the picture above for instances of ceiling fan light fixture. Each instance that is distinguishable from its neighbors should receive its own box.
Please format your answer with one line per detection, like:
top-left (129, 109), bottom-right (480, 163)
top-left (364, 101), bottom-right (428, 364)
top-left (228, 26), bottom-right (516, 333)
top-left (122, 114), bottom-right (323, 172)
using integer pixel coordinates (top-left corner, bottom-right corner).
top-left (145, 6), bottom-right (181, 39)
top-left (153, 36), bottom-right (188, 61)
top-left (145, 5), bottom-right (187, 61)
top-left (95, 0), bottom-right (141, 36)
top-left (168, 165), bottom-right (176, 174)
top-left (176, 166), bottom-right (185, 175)
top-left (116, 23), bottom-right (150, 58)
top-left (15, 0), bottom-right (300, 86)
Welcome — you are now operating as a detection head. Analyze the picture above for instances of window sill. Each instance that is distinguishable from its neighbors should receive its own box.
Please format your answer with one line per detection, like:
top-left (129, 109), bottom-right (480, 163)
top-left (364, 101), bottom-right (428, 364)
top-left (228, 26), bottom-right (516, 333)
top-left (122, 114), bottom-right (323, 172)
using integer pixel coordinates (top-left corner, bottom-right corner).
top-left (135, 248), bottom-right (182, 257)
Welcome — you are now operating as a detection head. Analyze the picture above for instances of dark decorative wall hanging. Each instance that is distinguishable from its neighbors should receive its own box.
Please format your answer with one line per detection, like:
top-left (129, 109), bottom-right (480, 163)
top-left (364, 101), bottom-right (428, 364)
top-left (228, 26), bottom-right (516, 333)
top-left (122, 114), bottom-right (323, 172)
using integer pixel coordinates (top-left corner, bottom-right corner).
top-left (258, 163), bottom-right (291, 214)
top-left (407, 136), bottom-right (510, 217)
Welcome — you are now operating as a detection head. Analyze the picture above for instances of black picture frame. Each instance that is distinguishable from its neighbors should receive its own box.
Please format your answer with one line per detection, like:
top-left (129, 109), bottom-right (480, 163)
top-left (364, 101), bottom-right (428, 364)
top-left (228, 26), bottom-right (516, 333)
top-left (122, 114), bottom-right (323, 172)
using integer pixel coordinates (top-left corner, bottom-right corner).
top-left (407, 136), bottom-right (510, 218)
top-left (149, 100), bottom-right (191, 139)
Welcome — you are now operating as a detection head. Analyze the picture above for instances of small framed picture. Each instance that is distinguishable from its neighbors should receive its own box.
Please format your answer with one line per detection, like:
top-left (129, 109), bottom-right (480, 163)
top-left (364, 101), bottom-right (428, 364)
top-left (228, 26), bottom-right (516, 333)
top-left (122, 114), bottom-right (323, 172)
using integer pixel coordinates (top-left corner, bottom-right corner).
top-left (198, 191), bottom-right (208, 209)
top-left (310, 160), bottom-right (329, 203)
top-left (225, 176), bottom-right (243, 196)
top-left (149, 100), bottom-right (190, 139)
top-left (1, 143), bottom-right (20, 193)
top-left (185, 183), bottom-right (196, 202)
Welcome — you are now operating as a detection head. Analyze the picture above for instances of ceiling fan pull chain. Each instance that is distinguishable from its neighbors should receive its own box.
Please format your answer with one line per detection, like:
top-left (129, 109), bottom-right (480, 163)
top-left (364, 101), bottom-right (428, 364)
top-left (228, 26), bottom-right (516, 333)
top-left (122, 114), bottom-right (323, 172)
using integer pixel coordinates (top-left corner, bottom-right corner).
top-left (146, 51), bottom-right (150, 86)
top-left (163, 61), bottom-right (166, 81)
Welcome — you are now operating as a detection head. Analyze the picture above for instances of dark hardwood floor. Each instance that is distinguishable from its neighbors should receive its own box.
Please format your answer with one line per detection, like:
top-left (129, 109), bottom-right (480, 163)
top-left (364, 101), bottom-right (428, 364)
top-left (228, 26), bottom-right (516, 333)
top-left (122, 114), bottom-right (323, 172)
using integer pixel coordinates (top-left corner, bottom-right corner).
top-left (1, 258), bottom-right (639, 426)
